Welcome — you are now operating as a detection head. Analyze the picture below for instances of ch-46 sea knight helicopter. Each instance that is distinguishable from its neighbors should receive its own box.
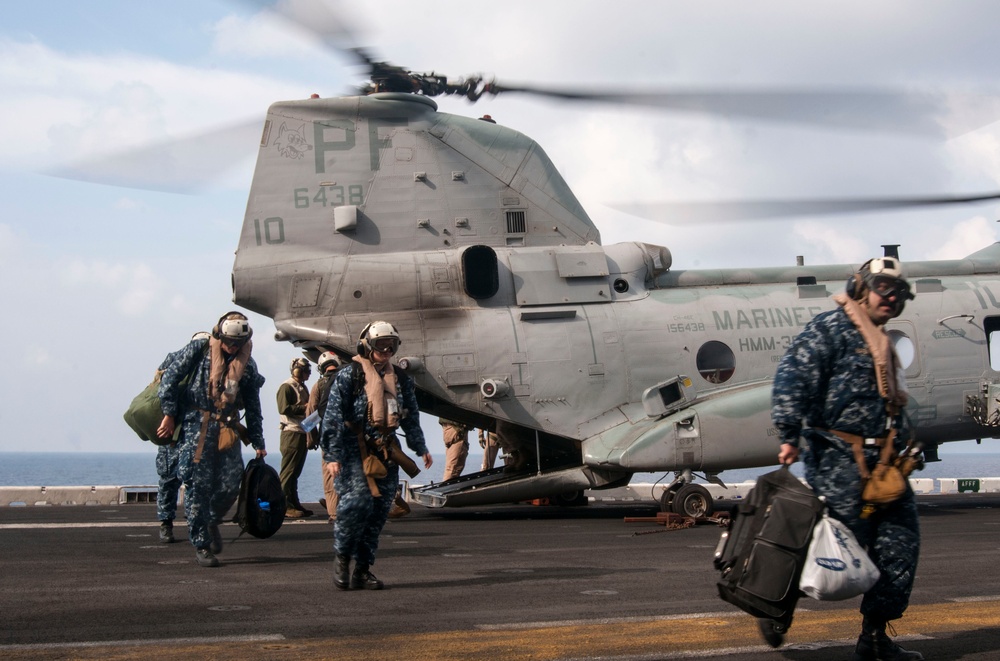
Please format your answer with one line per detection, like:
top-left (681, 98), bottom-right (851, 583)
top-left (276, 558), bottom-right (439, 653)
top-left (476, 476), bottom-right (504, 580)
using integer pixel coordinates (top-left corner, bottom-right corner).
top-left (59, 5), bottom-right (1000, 515)
top-left (210, 43), bottom-right (1000, 516)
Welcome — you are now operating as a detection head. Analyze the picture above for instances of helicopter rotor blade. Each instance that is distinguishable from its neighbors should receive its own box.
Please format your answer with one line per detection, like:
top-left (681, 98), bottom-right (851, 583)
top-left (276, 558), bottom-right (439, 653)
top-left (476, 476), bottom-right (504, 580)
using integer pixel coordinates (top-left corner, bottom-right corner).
top-left (42, 118), bottom-right (265, 194)
top-left (236, 0), bottom-right (366, 62)
top-left (608, 191), bottom-right (1000, 225)
top-left (488, 84), bottom-right (1000, 138)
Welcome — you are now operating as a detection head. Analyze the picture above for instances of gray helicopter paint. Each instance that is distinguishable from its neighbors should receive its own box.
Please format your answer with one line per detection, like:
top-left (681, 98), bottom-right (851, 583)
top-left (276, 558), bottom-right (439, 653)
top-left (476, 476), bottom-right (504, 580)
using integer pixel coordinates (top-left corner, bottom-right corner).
top-left (235, 93), bottom-right (1000, 505)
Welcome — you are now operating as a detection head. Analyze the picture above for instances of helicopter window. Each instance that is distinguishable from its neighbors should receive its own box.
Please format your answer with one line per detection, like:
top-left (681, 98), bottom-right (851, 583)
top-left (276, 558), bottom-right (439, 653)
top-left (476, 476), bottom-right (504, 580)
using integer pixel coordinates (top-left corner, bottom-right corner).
top-left (462, 245), bottom-right (499, 300)
top-left (986, 316), bottom-right (1000, 371)
top-left (506, 210), bottom-right (526, 234)
top-left (696, 341), bottom-right (735, 384)
top-left (887, 329), bottom-right (915, 369)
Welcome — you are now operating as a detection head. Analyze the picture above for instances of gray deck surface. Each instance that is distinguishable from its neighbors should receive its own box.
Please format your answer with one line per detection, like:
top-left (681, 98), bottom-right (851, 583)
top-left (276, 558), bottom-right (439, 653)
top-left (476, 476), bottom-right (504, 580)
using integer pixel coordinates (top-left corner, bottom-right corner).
top-left (1, 494), bottom-right (998, 660)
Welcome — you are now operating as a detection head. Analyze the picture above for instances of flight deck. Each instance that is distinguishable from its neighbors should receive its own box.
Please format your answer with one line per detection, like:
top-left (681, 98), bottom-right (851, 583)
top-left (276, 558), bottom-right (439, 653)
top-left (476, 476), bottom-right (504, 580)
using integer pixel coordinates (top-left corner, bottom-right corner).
top-left (1, 493), bottom-right (1000, 660)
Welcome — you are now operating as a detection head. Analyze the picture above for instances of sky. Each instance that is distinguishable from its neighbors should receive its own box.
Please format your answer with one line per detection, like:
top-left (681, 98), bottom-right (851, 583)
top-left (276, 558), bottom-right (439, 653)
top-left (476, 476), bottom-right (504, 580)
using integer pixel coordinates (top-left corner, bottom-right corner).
top-left (3, 0), bottom-right (1000, 458)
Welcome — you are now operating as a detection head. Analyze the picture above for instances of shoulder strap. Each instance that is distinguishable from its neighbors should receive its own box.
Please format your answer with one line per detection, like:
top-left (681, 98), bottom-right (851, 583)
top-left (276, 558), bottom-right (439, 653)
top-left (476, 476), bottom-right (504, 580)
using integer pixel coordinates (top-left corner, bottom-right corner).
top-left (351, 362), bottom-right (365, 397)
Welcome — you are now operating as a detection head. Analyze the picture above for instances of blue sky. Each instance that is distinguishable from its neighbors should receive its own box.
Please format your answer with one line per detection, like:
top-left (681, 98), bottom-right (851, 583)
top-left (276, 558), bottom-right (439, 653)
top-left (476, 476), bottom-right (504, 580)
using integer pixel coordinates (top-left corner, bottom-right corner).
top-left (3, 1), bottom-right (1000, 459)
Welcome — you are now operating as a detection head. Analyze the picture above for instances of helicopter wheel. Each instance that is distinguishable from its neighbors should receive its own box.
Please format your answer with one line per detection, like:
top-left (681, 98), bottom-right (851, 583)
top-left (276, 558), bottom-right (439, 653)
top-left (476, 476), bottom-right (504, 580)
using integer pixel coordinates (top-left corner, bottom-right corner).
top-left (552, 490), bottom-right (588, 507)
top-left (670, 484), bottom-right (714, 518)
top-left (658, 489), bottom-right (675, 513)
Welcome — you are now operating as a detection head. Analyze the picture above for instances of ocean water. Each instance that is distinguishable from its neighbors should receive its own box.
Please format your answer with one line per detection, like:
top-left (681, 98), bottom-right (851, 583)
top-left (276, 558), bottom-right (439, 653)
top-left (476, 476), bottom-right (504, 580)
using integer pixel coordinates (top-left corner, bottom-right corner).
top-left (2, 449), bottom-right (1000, 503)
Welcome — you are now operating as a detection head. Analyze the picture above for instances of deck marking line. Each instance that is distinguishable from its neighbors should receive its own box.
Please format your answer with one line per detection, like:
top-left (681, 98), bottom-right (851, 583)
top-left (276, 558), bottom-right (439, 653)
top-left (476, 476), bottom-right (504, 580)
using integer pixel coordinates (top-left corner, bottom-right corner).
top-left (0, 634), bottom-right (286, 652)
top-left (475, 611), bottom-right (748, 630)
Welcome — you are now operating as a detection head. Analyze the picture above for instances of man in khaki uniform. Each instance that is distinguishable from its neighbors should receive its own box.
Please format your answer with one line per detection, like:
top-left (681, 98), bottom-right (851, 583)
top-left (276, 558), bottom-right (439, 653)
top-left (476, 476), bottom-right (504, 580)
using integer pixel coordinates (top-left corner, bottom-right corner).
top-left (439, 418), bottom-right (470, 481)
top-left (277, 357), bottom-right (312, 518)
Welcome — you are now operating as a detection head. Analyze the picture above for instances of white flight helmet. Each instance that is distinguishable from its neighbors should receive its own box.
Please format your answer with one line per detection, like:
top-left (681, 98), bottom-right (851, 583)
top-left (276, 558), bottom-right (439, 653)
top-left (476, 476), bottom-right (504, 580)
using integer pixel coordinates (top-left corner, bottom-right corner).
top-left (215, 311), bottom-right (252, 344)
top-left (357, 320), bottom-right (401, 357)
top-left (318, 351), bottom-right (342, 372)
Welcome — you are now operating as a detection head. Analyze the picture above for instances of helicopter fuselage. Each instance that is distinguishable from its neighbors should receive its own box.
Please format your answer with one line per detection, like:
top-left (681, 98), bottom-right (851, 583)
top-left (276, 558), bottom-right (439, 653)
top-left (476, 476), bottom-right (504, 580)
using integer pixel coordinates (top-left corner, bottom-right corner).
top-left (232, 92), bottom-right (1000, 501)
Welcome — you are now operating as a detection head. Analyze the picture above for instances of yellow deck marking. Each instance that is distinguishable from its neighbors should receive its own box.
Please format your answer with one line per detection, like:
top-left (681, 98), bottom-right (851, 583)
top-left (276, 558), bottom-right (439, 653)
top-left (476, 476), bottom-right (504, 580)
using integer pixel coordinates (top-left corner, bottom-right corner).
top-left (2, 600), bottom-right (997, 660)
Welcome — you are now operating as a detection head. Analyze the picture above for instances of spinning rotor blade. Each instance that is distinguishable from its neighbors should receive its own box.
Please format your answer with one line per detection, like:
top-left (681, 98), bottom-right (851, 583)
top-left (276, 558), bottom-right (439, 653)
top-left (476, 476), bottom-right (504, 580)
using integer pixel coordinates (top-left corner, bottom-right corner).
top-left (237, 0), bottom-right (364, 61)
top-left (42, 119), bottom-right (264, 194)
top-left (609, 191), bottom-right (1000, 224)
top-left (489, 84), bottom-right (1000, 138)
top-left (242, 2), bottom-right (1000, 138)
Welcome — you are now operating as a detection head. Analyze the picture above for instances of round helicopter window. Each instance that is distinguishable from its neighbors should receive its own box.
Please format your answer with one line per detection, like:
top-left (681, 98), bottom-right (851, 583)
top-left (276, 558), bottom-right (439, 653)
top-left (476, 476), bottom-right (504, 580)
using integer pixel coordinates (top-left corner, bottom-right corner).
top-left (887, 329), bottom-right (915, 369)
top-left (696, 341), bottom-right (736, 384)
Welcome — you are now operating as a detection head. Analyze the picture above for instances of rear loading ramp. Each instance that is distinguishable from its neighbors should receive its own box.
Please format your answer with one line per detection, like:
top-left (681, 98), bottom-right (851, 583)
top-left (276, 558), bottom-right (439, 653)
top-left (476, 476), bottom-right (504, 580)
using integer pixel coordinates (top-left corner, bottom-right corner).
top-left (409, 464), bottom-right (630, 508)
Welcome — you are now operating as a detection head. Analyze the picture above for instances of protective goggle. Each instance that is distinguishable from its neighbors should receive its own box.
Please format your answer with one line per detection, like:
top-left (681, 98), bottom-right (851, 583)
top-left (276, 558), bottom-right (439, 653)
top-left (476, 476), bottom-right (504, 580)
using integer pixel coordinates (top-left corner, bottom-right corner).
top-left (867, 275), bottom-right (913, 301)
top-left (372, 339), bottom-right (398, 354)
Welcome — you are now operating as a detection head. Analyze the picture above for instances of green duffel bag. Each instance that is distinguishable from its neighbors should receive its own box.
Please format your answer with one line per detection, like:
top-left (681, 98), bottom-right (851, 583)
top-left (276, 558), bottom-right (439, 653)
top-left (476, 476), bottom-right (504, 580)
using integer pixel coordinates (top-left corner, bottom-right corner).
top-left (124, 374), bottom-right (181, 446)
top-left (126, 344), bottom-right (205, 445)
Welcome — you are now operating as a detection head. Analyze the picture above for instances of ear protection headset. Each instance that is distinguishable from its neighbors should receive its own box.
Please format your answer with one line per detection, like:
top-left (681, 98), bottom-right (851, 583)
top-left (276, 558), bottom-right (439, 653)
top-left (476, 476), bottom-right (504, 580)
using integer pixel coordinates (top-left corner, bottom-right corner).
top-left (290, 357), bottom-right (311, 378)
top-left (845, 259), bottom-right (873, 302)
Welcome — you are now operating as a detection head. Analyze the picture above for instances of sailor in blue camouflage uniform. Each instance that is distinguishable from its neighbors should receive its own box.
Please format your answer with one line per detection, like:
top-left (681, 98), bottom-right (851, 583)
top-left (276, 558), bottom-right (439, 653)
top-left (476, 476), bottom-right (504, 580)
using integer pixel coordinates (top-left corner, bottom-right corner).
top-left (154, 331), bottom-right (210, 544)
top-left (320, 321), bottom-right (433, 590)
top-left (772, 257), bottom-right (922, 661)
top-left (156, 312), bottom-right (267, 568)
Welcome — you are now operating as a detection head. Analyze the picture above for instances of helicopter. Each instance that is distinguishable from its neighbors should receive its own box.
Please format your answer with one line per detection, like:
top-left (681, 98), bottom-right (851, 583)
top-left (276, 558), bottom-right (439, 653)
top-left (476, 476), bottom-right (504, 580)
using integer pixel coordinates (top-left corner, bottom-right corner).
top-left (215, 45), bottom-right (1000, 515)
top-left (44, 2), bottom-right (1000, 514)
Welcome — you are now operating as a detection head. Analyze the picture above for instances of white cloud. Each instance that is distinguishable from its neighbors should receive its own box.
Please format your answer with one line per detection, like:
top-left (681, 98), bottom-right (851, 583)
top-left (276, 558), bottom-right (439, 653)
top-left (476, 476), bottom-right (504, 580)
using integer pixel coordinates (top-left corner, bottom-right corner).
top-left (0, 37), bottom-right (315, 173)
top-left (927, 216), bottom-right (998, 260)
top-left (791, 221), bottom-right (870, 265)
top-left (23, 345), bottom-right (52, 367)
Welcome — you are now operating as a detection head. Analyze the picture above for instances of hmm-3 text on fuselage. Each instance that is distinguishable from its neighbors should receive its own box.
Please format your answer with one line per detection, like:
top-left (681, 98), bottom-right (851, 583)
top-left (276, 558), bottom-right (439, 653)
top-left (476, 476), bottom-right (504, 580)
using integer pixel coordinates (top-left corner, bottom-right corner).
top-left (231, 92), bottom-right (1000, 515)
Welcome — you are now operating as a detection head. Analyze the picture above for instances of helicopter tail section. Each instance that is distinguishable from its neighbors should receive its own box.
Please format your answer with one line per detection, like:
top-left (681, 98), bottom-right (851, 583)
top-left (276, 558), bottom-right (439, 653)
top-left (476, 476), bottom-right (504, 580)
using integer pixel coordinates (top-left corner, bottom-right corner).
top-left (233, 92), bottom-right (600, 321)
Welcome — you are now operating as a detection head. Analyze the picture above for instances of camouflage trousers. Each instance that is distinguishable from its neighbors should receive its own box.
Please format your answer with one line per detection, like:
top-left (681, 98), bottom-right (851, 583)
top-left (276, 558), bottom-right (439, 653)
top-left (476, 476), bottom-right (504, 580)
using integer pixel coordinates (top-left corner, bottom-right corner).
top-left (155, 442), bottom-right (182, 522)
top-left (333, 455), bottom-right (398, 566)
top-left (802, 431), bottom-right (920, 621)
top-left (176, 415), bottom-right (245, 550)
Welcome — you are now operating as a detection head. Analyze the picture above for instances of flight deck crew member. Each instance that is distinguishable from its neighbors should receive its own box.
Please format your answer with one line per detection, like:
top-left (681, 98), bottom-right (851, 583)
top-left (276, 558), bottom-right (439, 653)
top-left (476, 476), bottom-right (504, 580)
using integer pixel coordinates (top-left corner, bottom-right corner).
top-left (479, 428), bottom-right (500, 471)
top-left (277, 358), bottom-right (313, 518)
top-left (439, 418), bottom-right (469, 480)
top-left (157, 311), bottom-right (267, 568)
top-left (307, 351), bottom-right (344, 523)
top-left (772, 257), bottom-right (922, 661)
top-left (321, 320), bottom-right (433, 590)
top-left (154, 330), bottom-right (210, 544)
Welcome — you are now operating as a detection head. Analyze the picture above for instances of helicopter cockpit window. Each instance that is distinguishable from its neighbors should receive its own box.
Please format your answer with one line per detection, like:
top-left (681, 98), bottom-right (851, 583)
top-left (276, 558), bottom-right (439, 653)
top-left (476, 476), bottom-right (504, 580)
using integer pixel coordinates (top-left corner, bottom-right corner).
top-left (462, 245), bottom-right (499, 300)
top-left (696, 341), bottom-right (735, 384)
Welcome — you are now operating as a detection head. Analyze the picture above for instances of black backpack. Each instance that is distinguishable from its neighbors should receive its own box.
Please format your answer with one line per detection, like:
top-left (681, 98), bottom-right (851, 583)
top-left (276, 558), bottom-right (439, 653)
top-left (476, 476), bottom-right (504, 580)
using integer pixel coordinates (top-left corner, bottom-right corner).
top-left (232, 457), bottom-right (286, 539)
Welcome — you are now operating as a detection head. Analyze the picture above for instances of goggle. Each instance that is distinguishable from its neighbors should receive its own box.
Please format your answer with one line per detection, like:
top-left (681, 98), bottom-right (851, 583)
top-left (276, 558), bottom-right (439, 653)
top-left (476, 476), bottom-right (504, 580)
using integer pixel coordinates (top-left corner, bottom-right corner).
top-left (221, 337), bottom-right (245, 347)
top-left (372, 340), bottom-right (398, 354)
top-left (868, 275), bottom-right (913, 301)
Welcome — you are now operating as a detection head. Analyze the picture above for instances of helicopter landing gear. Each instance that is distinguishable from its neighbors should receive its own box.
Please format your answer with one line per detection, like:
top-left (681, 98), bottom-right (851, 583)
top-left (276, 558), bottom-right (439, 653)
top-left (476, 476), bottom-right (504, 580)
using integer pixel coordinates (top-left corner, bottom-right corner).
top-left (552, 490), bottom-right (588, 507)
top-left (659, 471), bottom-right (715, 517)
top-left (671, 483), bottom-right (714, 517)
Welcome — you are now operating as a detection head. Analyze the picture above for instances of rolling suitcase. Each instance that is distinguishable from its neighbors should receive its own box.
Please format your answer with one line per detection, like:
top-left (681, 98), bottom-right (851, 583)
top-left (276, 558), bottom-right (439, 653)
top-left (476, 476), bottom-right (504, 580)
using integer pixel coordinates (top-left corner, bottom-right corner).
top-left (713, 466), bottom-right (823, 644)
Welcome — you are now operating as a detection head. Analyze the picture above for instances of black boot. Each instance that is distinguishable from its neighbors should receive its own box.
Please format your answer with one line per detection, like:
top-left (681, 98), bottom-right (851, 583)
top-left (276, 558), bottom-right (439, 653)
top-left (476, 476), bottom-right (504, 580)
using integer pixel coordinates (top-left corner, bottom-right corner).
top-left (756, 618), bottom-right (785, 648)
top-left (159, 520), bottom-right (174, 544)
top-left (350, 564), bottom-right (384, 590)
top-left (853, 617), bottom-right (923, 661)
top-left (334, 554), bottom-right (351, 590)
top-left (208, 523), bottom-right (223, 555)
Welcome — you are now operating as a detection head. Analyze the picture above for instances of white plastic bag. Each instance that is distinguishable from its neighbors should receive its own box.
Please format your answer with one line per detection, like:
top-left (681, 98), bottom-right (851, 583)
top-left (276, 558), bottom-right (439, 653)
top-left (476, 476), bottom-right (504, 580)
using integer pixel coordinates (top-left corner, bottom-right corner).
top-left (799, 513), bottom-right (880, 600)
